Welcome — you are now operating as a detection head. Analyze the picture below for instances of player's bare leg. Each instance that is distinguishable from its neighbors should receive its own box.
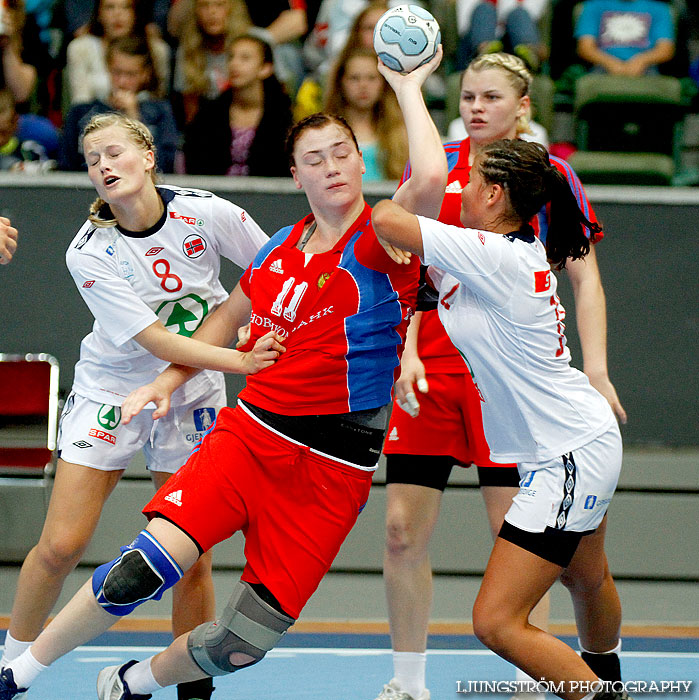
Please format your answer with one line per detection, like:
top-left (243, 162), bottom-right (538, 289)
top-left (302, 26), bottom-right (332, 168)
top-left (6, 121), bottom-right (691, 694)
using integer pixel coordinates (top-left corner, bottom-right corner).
top-left (6, 460), bottom-right (122, 648)
top-left (151, 471), bottom-right (217, 699)
top-left (384, 482), bottom-right (443, 651)
top-left (481, 485), bottom-right (551, 696)
top-left (560, 516), bottom-right (622, 681)
top-left (29, 517), bottom-right (200, 667)
top-left (380, 482), bottom-right (443, 699)
top-left (473, 537), bottom-right (597, 700)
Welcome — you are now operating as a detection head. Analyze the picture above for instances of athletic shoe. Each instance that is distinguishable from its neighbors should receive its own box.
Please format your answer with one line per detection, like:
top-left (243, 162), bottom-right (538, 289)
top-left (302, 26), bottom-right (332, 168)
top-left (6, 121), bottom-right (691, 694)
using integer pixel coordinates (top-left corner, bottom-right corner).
top-left (373, 678), bottom-right (431, 700)
top-left (0, 667), bottom-right (27, 700)
top-left (97, 660), bottom-right (152, 700)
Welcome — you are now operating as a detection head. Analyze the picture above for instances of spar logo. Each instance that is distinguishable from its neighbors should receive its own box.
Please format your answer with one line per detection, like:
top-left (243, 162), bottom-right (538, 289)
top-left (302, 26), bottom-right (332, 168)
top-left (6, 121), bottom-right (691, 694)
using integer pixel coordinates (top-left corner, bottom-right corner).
top-left (97, 404), bottom-right (121, 430)
top-left (156, 293), bottom-right (209, 337)
top-left (183, 234), bottom-right (207, 259)
top-left (89, 428), bottom-right (116, 445)
top-left (169, 211), bottom-right (204, 227)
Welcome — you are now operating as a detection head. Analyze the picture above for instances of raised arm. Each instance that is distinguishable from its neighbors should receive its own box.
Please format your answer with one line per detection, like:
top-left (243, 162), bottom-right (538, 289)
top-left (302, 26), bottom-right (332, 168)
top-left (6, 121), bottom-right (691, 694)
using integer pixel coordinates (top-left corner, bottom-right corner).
top-left (381, 47), bottom-right (448, 219)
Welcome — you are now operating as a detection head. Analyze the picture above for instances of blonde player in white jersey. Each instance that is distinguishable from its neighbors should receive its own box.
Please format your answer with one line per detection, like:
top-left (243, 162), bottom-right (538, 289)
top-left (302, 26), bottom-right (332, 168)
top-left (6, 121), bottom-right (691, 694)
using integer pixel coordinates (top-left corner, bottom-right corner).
top-left (0, 113), bottom-right (276, 700)
top-left (371, 139), bottom-right (625, 700)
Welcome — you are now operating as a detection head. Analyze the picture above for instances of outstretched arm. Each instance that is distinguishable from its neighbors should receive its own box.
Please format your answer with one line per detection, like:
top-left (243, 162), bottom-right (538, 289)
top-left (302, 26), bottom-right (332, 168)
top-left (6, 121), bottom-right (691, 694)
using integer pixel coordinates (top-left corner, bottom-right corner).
top-left (372, 199), bottom-right (424, 257)
top-left (123, 285), bottom-right (283, 421)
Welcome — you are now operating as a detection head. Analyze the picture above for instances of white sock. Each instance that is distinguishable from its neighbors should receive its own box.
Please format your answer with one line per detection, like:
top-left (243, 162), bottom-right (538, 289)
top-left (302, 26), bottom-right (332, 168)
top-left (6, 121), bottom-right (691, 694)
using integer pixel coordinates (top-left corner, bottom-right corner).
top-left (7, 649), bottom-right (48, 689)
top-left (393, 651), bottom-right (427, 699)
top-left (1, 633), bottom-right (34, 667)
top-left (123, 657), bottom-right (163, 695)
top-left (513, 666), bottom-right (546, 699)
top-left (579, 638), bottom-right (622, 655)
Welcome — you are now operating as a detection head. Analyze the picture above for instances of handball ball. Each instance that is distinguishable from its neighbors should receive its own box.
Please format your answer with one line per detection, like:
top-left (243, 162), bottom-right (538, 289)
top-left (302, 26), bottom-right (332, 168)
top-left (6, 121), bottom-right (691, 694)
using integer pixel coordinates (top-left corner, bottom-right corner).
top-left (373, 5), bottom-right (441, 74)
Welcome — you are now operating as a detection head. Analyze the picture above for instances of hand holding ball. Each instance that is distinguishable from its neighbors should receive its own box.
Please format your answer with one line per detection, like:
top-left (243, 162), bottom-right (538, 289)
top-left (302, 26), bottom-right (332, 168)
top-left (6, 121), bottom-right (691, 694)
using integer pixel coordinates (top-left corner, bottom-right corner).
top-left (373, 5), bottom-right (441, 74)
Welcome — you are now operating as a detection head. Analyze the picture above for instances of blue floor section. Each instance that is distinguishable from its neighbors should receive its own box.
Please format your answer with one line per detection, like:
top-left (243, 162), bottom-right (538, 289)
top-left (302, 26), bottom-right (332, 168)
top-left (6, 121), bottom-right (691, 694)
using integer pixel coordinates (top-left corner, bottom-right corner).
top-left (2, 631), bottom-right (698, 699)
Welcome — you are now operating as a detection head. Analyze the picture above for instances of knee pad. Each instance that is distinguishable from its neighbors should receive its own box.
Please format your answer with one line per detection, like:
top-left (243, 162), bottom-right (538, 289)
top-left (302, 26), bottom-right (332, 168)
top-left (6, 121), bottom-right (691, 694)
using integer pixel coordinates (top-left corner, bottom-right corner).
top-left (187, 580), bottom-right (295, 676)
top-left (92, 530), bottom-right (183, 616)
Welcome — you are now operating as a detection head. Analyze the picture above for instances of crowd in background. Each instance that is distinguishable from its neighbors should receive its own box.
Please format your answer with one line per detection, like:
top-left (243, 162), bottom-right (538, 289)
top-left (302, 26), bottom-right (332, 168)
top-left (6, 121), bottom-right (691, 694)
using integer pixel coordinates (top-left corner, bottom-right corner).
top-left (0, 0), bottom-right (697, 177)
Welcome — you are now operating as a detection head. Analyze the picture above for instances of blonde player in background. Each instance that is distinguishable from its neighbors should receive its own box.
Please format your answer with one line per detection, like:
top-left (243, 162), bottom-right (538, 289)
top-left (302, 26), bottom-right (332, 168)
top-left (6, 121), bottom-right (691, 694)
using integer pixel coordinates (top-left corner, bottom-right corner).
top-left (0, 112), bottom-right (270, 700)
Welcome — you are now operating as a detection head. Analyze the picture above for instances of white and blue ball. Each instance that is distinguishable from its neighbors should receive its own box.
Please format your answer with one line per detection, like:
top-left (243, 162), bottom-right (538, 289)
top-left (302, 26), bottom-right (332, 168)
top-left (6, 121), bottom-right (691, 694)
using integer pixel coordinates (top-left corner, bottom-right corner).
top-left (373, 5), bottom-right (441, 74)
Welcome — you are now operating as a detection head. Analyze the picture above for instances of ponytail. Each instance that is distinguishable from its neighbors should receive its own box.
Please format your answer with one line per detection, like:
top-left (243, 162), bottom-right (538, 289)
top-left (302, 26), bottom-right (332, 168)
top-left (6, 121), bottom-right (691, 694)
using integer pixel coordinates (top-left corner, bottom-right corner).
top-left (544, 166), bottom-right (599, 269)
top-left (477, 140), bottom-right (601, 269)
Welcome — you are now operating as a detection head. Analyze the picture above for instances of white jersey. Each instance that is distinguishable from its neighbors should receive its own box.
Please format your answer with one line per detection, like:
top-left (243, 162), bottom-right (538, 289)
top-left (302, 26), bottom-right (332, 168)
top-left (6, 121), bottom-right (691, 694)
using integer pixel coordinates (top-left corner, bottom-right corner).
top-left (419, 216), bottom-right (615, 464)
top-left (66, 186), bottom-right (268, 406)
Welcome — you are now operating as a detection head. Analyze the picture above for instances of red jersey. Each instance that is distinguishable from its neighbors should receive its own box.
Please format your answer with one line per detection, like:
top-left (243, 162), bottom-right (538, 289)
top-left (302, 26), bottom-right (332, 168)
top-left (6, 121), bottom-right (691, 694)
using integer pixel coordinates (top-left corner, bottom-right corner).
top-left (238, 203), bottom-right (419, 415)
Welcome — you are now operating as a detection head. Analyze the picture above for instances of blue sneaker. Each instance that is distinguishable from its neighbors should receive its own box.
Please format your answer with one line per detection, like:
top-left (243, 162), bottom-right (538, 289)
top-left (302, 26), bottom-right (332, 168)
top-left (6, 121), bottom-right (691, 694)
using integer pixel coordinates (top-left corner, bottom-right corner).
top-left (0, 667), bottom-right (27, 700)
top-left (96, 660), bottom-right (152, 700)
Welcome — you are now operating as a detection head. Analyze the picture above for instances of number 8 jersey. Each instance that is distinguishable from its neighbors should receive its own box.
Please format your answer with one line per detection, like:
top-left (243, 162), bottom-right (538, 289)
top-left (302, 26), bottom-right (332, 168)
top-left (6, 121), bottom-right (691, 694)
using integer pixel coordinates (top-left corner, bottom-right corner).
top-left (66, 186), bottom-right (268, 406)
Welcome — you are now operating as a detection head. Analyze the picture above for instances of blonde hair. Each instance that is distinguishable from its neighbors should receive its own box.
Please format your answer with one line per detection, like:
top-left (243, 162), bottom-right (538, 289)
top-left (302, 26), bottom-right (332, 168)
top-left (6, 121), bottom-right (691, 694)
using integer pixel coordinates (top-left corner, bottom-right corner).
top-left (179, 0), bottom-right (251, 97)
top-left (81, 113), bottom-right (158, 228)
top-left (324, 47), bottom-right (408, 180)
top-left (465, 52), bottom-right (533, 136)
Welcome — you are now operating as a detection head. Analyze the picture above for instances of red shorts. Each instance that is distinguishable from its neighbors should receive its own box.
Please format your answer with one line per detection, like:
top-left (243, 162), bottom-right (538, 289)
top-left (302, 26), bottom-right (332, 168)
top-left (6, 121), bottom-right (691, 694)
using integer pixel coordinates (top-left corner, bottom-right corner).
top-left (384, 372), bottom-right (515, 469)
top-left (144, 405), bottom-right (372, 618)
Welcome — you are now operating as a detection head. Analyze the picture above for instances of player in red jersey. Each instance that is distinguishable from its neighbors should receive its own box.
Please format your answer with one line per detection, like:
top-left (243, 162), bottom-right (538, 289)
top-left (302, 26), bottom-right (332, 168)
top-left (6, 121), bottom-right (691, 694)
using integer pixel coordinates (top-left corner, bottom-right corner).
top-left (0, 50), bottom-right (448, 700)
top-left (374, 53), bottom-right (627, 700)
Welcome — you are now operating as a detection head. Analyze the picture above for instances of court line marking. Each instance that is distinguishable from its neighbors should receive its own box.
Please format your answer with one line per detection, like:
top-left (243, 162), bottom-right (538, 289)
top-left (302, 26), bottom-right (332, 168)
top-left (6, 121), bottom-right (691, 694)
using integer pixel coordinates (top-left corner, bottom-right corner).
top-left (54, 646), bottom-right (699, 659)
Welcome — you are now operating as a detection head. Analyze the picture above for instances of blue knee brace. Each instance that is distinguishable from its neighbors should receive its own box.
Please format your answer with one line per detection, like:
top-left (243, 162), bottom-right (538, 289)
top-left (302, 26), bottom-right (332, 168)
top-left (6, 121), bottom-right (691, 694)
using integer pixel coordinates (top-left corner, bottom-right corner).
top-left (92, 530), bottom-right (183, 616)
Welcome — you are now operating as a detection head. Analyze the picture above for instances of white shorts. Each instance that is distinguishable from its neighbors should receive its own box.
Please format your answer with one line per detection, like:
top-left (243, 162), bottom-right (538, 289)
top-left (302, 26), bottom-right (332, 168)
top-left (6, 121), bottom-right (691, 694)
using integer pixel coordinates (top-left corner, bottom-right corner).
top-left (505, 422), bottom-right (622, 534)
top-left (57, 378), bottom-right (226, 473)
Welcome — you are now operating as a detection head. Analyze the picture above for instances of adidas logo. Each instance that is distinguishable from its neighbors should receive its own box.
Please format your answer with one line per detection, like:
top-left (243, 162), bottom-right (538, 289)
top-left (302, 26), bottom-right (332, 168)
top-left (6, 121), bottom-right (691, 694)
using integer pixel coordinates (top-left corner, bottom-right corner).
top-left (388, 427), bottom-right (399, 441)
top-left (269, 258), bottom-right (284, 274)
top-left (445, 180), bottom-right (463, 194)
top-left (164, 490), bottom-right (182, 507)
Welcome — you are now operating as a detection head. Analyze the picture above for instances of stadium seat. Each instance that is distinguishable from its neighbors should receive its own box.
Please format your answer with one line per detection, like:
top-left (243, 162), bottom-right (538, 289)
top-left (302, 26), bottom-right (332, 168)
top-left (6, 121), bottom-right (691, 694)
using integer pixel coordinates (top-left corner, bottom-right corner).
top-left (0, 354), bottom-right (60, 477)
top-left (574, 75), bottom-right (684, 153)
top-left (567, 151), bottom-right (675, 186)
top-left (572, 74), bottom-right (685, 185)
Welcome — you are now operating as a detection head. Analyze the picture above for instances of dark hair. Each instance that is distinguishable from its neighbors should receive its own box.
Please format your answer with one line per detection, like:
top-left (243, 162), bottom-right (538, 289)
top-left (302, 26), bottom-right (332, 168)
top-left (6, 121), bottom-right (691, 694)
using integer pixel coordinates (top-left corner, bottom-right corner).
top-left (88, 0), bottom-right (150, 38)
top-left (106, 35), bottom-right (159, 95)
top-left (231, 33), bottom-right (274, 67)
top-left (476, 140), bottom-right (601, 269)
top-left (285, 113), bottom-right (359, 167)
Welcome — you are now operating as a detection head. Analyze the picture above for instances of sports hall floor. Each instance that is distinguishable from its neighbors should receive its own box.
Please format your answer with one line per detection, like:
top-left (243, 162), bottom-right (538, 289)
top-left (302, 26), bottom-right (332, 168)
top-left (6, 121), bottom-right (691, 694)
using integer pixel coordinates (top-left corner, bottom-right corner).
top-left (2, 568), bottom-right (698, 699)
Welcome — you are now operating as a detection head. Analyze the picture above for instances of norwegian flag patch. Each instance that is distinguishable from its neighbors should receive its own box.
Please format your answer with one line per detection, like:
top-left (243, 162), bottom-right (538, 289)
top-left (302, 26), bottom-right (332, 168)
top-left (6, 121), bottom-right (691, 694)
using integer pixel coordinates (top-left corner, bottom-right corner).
top-left (183, 235), bottom-right (207, 259)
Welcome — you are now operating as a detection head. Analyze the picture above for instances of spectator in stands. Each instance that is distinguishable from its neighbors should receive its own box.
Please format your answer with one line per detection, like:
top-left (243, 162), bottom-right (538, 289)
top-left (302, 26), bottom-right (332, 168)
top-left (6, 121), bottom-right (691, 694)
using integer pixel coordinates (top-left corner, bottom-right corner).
top-left (455, 0), bottom-right (547, 72)
top-left (324, 46), bottom-right (407, 181)
top-left (0, 88), bottom-right (58, 170)
top-left (0, 0), bottom-right (38, 107)
top-left (60, 36), bottom-right (178, 171)
top-left (183, 33), bottom-right (292, 175)
top-left (243, 0), bottom-right (308, 94)
top-left (171, 0), bottom-right (251, 124)
top-left (66, 0), bottom-right (171, 105)
top-left (296, 1), bottom-right (387, 120)
top-left (575, 0), bottom-right (675, 76)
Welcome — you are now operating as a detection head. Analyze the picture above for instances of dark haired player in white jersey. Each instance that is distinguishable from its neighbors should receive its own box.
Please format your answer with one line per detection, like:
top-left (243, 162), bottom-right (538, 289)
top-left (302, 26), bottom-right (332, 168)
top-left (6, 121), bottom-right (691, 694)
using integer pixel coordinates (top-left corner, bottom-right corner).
top-left (372, 138), bottom-right (625, 700)
top-left (0, 216), bottom-right (18, 264)
top-left (0, 50), bottom-right (449, 700)
top-left (0, 112), bottom-right (275, 700)
top-left (375, 52), bottom-right (625, 700)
